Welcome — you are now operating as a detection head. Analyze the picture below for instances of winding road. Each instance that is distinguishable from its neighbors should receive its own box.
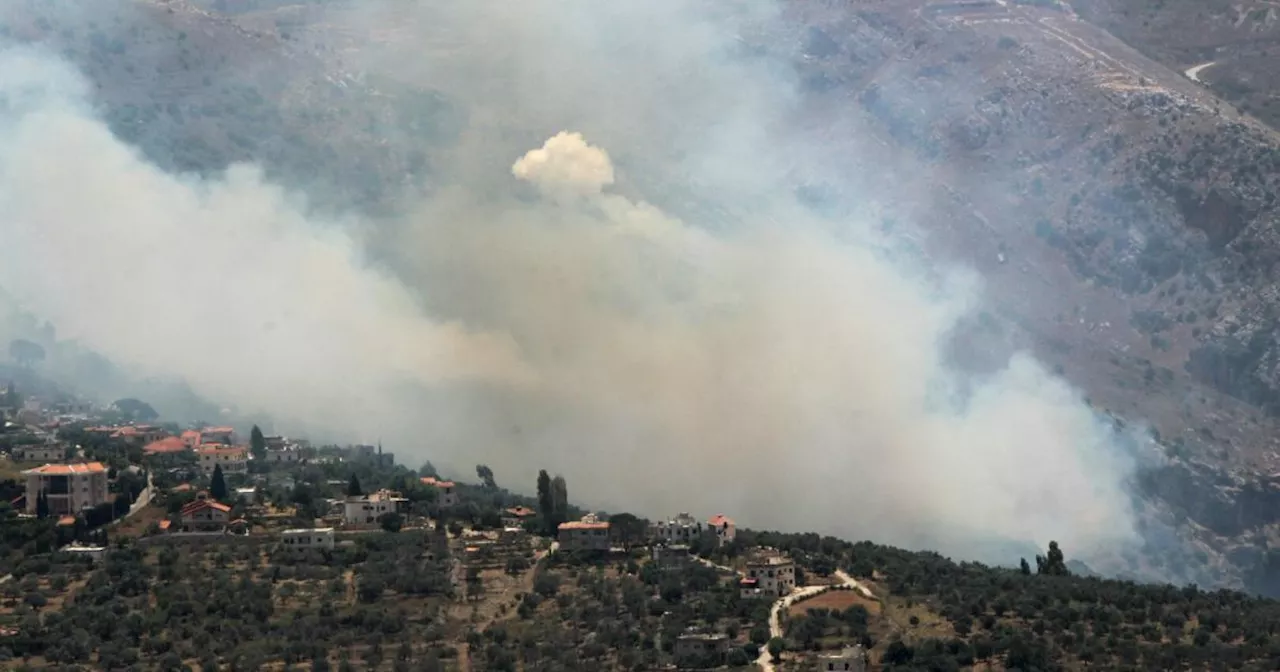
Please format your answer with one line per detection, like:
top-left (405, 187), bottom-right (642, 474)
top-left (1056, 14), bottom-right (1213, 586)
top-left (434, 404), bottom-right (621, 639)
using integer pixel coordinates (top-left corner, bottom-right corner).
top-left (1185, 61), bottom-right (1217, 83)
top-left (755, 570), bottom-right (875, 671)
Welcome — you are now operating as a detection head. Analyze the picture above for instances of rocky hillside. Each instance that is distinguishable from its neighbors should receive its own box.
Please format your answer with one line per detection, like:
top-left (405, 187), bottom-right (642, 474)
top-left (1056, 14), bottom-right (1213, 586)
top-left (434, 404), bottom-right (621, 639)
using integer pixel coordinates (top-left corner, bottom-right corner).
top-left (8, 0), bottom-right (1280, 593)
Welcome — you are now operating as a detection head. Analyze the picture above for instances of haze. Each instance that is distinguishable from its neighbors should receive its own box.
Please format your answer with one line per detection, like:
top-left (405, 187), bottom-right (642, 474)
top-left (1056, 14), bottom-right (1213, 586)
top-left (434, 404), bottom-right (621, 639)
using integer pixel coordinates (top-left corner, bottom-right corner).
top-left (0, 1), bottom-right (1147, 567)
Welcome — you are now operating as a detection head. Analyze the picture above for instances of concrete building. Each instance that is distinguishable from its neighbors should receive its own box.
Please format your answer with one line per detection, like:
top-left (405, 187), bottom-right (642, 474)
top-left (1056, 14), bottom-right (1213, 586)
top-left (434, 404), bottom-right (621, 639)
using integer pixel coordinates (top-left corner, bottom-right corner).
top-left (197, 445), bottom-right (248, 475)
top-left (707, 513), bottom-right (736, 546)
top-left (143, 437), bottom-right (189, 456)
top-left (199, 427), bottom-right (238, 445)
top-left (265, 446), bottom-right (301, 463)
top-left (282, 527), bottom-right (335, 550)
top-left (674, 632), bottom-right (729, 667)
top-left (60, 544), bottom-right (109, 565)
top-left (22, 462), bottom-right (110, 515)
top-left (342, 489), bottom-right (408, 526)
top-left (420, 476), bottom-right (458, 508)
top-left (178, 494), bottom-right (231, 532)
top-left (745, 550), bottom-right (796, 597)
top-left (15, 443), bottom-right (68, 463)
top-left (650, 512), bottom-right (703, 544)
top-left (652, 544), bottom-right (692, 570)
top-left (558, 513), bottom-right (611, 552)
top-left (817, 646), bottom-right (868, 672)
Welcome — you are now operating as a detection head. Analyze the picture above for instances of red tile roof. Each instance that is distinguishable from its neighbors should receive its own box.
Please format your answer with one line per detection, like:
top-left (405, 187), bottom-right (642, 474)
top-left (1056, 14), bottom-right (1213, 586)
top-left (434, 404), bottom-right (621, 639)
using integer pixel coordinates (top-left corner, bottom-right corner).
top-left (143, 437), bottom-right (188, 454)
top-left (158, 519), bottom-right (171, 531)
top-left (23, 462), bottom-right (107, 475)
top-left (421, 477), bottom-right (456, 489)
top-left (56, 515), bottom-right (76, 527)
top-left (708, 514), bottom-right (735, 527)
top-left (505, 506), bottom-right (537, 518)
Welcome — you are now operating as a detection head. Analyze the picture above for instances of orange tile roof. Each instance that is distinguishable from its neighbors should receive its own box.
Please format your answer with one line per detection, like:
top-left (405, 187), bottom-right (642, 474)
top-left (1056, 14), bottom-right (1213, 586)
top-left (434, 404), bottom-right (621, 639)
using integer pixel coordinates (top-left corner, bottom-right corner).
top-left (24, 462), bottom-right (107, 475)
top-left (708, 514), bottom-right (734, 527)
top-left (56, 515), bottom-right (76, 527)
top-left (420, 476), bottom-right (456, 488)
top-left (143, 437), bottom-right (188, 454)
top-left (180, 430), bottom-right (201, 442)
top-left (505, 506), bottom-right (537, 518)
top-left (158, 519), bottom-right (171, 530)
top-left (181, 499), bottom-right (231, 515)
top-left (170, 483), bottom-right (194, 493)
top-left (558, 521), bottom-right (610, 531)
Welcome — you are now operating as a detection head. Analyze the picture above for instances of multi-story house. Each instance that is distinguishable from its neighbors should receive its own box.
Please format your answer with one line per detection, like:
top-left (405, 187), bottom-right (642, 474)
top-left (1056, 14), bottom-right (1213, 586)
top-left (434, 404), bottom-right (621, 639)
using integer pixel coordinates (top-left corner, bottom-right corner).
top-left (23, 462), bottom-right (110, 515)
top-left (341, 489), bottom-right (408, 526)
top-left (744, 550), bottom-right (797, 598)
top-left (707, 513), bottom-right (737, 546)
top-left (558, 513), bottom-right (611, 552)
top-left (420, 476), bottom-right (459, 508)
top-left (197, 445), bottom-right (248, 475)
top-left (16, 442), bottom-right (68, 463)
top-left (178, 493), bottom-right (231, 532)
top-left (650, 512), bottom-right (704, 544)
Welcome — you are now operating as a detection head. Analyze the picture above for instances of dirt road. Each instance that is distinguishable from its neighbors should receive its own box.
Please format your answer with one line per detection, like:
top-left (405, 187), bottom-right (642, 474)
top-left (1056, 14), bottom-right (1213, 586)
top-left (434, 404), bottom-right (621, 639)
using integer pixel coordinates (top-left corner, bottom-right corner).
top-left (756, 571), bottom-right (872, 671)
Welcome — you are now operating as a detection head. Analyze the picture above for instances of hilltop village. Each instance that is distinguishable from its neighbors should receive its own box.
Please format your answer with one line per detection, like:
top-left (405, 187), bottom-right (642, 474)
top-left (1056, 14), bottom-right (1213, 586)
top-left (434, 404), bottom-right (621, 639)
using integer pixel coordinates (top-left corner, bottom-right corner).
top-left (8, 390), bottom-right (1280, 670)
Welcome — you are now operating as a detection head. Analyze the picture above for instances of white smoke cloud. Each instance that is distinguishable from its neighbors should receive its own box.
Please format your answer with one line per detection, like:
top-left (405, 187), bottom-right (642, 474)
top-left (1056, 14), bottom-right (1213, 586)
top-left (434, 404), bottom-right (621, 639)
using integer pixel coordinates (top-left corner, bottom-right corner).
top-left (0, 0), bottom-right (1145, 568)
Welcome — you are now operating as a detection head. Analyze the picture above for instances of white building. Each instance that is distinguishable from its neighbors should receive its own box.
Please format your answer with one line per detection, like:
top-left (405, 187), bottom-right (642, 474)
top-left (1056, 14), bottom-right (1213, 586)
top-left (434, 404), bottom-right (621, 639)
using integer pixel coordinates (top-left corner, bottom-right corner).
top-left (817, 646), bottom-right (867, 672)
top-left (342, 490), bottom-right (408, 526)
top-left (60, 544), bottom-right (109, 565)
top-left (282, 527), bottom-right (335, 550)
top-left (197, 445), bottom-right (248, 475)
top-left (265, 446), bottom-right (301, 463)
top-left (650, 512), bottom-right (703, 544)
top-left (744, 550), bottom-right (796, 598)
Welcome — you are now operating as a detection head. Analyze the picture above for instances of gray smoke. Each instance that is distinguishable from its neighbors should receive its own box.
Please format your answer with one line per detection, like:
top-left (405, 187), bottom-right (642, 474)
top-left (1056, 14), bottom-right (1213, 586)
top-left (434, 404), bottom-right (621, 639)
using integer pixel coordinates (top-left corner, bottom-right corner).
top-left (0, 0), bottom-right (1146, 566)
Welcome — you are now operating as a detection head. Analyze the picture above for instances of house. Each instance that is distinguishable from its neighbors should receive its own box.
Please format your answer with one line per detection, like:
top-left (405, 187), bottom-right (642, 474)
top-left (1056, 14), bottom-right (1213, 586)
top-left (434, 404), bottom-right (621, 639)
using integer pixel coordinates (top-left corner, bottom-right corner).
top-left (745, 550), bottom-right (796, 597)
top-left (420, 476), bottom-right (458, 508)
top-left (650, 512), bottom-right (703, 544)
top-left (200, 427), bottom-right (237, 445)
top-left (341, 489), bottom-right (408, 526)
top-left (22, 462), bottom-right (110, 515)
top-left (180, 429), bottom-right (203, 448)
top-left (282, 527), bottom-right (335, 550)
top-left (817, 646), bottom-right (868, 672)
top-left (558, 513), bottom-right (611, 552)
top-left (707, 514), bottom-right (736, 546)
top-left (178, 493), bottom-right (231, 532)
top-left (502, 505), bottom-right (537, 528)
top-left (111, 425), bottom-right (168, 446)
top-left (60, 544), bottom-right (109, 565)
top-left (674, 632), bottom-right (729, 667)
top-left (652, 544), bottom-right (692, 570)
top-left (15, 443), bottom-right (67, 462)
top-left (197, 445), bottom-right (248, 475)
top-left (265, 445), bottom-right (301, 463)
top-left (143, 436), bottom-right (189, 456)
top-left (739, 577), bottom-right (761, 598)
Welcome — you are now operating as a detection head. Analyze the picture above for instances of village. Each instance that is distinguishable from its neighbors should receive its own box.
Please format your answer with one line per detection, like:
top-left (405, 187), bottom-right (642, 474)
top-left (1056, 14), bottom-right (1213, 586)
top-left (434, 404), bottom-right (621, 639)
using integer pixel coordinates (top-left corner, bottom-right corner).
top-left (0, 391), bottom-right (876, 670)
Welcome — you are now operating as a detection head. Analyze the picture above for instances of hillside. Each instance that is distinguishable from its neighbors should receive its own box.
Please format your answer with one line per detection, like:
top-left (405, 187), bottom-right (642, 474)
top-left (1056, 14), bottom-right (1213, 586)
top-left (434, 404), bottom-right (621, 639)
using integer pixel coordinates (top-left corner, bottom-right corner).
top-left (5, 0), bottom-right (1280, 598)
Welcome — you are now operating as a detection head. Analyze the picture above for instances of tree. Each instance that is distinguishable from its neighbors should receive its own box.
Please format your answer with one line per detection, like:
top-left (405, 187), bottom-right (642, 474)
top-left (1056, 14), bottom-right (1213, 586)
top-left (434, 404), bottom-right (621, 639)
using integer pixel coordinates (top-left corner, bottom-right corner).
top-left (379, 512), bottom-right (403, 533)
top-left (35, 490), bottom-right (49, 518)
top-left (8, 339), bottom-right (44, 368)
top-left (609, 513), bottom-right (646, 548)
top-left (551, 475), bottom-right (568, 530)
top-left (536, 470), bottom-right (554, 535)
top-left (1035, 541), bottom-right (1069, 576)
top-left (1020, 557), bottom-right (1032, 575)
top-left (250, 425), bottom-right (267, 460)
top-left (475, 464), bottom-right (496, 489)
top-left (766, 637), bottom-right (786, 662)
top-left (347, 473), bottom-right (364, 498)
top-left (419, 461), bottom-right (439, 478)
top-left (210, 465), bottom-right (228, 502)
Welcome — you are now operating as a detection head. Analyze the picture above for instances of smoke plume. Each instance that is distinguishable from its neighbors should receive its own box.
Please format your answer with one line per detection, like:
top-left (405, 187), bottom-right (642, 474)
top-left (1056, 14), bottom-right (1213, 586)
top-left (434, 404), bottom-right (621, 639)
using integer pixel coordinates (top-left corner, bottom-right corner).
top-left (0, 0), bottom-right (1145, 566)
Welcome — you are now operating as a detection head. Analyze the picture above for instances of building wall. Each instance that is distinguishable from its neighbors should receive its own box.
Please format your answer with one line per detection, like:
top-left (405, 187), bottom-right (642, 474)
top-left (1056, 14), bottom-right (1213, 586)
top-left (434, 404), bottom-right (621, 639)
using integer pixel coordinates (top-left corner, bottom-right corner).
top-left (282, 529), bottom-right (335, 550)
top-left (199, 452), bottom-right (247, 474)
top-left (559, 527), bottom-right (611, 551)
top-left (18, 445), bottom-right (66, 462)
top-left (24, 471), bottom-right (109, 515)
top-left (342, 497), bottom-right (399, 525)
top-left (747, 560), bottom-right (796, 597)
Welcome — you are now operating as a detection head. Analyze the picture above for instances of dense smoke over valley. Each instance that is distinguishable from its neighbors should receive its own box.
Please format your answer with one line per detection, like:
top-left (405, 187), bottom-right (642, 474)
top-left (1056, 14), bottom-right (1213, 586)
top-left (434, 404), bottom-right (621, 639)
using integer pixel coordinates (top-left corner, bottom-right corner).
top-left (0, 1), bottom-right (1158, 568)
